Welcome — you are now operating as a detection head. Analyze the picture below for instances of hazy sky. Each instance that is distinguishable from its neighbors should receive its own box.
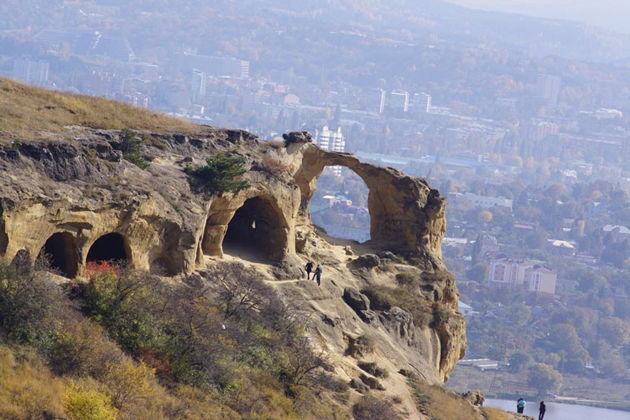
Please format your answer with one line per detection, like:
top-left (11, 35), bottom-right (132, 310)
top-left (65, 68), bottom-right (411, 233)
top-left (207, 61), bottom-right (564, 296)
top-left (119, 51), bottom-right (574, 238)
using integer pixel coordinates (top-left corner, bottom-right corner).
top-left (447, 0), bottom-right (630, 33)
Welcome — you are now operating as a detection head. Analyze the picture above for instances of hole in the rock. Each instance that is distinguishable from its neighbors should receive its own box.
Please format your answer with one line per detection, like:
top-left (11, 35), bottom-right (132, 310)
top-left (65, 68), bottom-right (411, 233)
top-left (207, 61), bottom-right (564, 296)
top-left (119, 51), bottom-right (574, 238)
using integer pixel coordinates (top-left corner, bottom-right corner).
top-left (310, 168), bottom-right (371, 243)
top-left (87, 233), bottom-right (130, 265)
top-left (37, 232), bottom-right (79, 278)
top-left (223, 197), bottom-right (286, 262)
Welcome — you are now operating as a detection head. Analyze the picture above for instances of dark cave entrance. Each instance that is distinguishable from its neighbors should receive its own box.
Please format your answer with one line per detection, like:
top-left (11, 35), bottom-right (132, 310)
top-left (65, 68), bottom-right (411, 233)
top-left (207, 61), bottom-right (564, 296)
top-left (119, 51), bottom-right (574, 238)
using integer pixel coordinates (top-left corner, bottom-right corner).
top-left (37, 232), bottom-right (79, 278)
top-left (223, 197), bottom-right (287, 262)
top-left (87, 233), bottom-right (130, 265)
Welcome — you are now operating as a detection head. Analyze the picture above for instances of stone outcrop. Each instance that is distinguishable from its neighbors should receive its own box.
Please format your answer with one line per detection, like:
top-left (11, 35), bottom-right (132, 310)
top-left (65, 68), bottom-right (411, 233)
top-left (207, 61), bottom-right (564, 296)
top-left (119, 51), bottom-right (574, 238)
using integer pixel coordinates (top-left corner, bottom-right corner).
top-left (0, 127), bottom-right (466, 416)
top-left (291, 143), bottom-right (447, 266)
top-left (0, 129), bottom-right (448, 278)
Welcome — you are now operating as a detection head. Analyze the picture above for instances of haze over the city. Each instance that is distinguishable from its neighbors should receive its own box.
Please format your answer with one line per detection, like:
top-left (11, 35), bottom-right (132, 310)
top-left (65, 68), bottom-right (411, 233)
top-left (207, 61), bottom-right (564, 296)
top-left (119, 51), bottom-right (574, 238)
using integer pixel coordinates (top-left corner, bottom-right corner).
top-left (0, 1), bottom-right (628, 419)
top-left (449, 0), bottom-right (630, 33)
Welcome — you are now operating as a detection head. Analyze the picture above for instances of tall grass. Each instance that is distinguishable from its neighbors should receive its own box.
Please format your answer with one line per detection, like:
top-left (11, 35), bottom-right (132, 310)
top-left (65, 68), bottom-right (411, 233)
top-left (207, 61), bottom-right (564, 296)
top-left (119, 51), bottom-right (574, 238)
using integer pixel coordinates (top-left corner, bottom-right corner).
top-left (0, 78), bottom-right (198, 137)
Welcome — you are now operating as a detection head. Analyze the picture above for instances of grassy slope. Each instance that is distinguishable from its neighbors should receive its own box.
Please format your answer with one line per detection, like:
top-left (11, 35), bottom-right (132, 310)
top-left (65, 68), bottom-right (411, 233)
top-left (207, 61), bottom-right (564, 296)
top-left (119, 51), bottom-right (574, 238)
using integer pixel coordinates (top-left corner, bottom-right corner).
top-left (0, 78), bottom-right (199, 137)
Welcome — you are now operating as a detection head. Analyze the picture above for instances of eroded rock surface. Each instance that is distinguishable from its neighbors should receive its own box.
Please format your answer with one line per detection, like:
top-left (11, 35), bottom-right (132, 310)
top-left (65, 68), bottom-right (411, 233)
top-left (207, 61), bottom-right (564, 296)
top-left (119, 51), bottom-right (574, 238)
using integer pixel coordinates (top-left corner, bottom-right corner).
top-left (0, 128), bottom-right (466, 418)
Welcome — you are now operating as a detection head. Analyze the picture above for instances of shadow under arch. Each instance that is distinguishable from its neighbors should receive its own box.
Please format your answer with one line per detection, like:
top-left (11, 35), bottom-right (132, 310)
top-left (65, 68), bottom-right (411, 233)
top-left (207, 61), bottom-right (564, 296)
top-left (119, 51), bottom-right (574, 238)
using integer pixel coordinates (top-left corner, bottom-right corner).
top-left (86, 232), bottom-right (131, 265)
top-left (221, 195), bottom-right (289, 263)
top-left (37, 232), bottom-right (79, 278)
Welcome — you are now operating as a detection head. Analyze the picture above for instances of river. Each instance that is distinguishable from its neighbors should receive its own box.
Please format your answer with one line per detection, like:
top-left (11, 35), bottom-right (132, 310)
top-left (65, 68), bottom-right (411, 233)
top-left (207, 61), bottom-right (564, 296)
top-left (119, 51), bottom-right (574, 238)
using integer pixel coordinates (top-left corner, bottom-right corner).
top-left (485, 398), bottom-right (629, 420)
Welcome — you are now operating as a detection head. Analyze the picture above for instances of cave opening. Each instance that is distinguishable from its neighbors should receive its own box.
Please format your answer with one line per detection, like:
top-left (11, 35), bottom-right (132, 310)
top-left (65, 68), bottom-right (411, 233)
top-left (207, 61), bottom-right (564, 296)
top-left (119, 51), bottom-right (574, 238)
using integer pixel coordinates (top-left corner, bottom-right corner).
top-left (87, 232), bottom-right (130, 265)
top-left (37, 232), bottom-right (79, 278)
top-left (223, 197), bottom-right (287, 262)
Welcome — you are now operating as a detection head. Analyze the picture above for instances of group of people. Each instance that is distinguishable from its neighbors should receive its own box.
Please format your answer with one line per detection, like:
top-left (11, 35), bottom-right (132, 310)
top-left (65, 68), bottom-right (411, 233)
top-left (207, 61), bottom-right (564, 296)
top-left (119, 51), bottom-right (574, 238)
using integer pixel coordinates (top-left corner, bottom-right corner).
top-left (516, 398), bottom-right (546, 420)
top-left (304, 261), bottom-right (322, 286)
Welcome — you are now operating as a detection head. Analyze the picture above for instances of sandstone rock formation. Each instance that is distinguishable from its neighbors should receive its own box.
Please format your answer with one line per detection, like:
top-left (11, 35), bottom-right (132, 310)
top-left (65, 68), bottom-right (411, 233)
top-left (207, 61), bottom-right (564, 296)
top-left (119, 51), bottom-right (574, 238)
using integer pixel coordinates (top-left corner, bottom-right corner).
top-left (0, 127), bottom-right (466, 418)
top-left (0, 129), bottom-right (448, 277)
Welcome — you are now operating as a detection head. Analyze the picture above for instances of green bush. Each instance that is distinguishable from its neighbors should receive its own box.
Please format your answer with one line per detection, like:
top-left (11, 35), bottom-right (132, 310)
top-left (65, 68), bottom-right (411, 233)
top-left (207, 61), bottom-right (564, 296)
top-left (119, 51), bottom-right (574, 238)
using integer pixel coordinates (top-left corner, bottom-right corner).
top-left (80, 268), bottom-right (170, 358)
top-left (78, 263), bottom-right (326, 414)
top-left (0, 263), bottom-right (63, 344)
top-left (188, 152), bottom-right (250, 195)
top-left (120, 129), bottom-right (149, 169)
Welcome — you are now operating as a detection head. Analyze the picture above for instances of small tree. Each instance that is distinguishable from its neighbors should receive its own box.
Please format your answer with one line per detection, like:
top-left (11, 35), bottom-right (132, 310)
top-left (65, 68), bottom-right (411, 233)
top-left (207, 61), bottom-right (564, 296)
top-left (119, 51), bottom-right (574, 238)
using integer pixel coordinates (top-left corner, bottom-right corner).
top-left (188, 152), bottom-right (250, 195)
top-left (0, 263), bottom-right (64, 344)
top-left (509, 351), bottom-right (533, 373)
top-left (119, 129), bottom-right (149, 169)
top-left (527, 363), bottom-right (562, 397)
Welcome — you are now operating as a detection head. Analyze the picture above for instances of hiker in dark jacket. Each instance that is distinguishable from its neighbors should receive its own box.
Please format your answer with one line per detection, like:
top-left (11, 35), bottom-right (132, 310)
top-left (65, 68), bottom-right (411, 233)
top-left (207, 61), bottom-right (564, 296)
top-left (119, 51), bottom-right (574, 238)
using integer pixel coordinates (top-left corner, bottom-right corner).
top-left (314, 265), bottom-right (322, 286)
top-left (305, 261), bottom-right (313, 280)
top-left (538, 401), bottom-right (546, 420)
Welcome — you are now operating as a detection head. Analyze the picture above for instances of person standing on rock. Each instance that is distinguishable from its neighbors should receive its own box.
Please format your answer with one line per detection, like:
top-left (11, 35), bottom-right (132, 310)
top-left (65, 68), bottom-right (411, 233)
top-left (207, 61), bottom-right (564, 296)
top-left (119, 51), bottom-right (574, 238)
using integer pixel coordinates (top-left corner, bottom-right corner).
top-left (305, 261), bottom-right (314, 280)
top-left (538, 401), bottom-right (546, 420)
top-left (516, 398), bottom-right (525, 414)
top-left (314, 265), bottom-right (322, 286)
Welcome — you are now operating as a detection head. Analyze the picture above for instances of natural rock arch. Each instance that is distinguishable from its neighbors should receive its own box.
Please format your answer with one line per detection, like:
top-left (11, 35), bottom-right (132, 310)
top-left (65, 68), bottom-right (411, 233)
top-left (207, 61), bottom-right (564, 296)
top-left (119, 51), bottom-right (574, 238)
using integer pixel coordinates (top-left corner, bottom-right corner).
top-left (86, 232), bottom-right (131, 265)
top-left (292, 144), bottom-right (446, 261)
top-left (222, 196), bottom-right (289, 262)
top-left (37, 232), bottom-right (79, 278)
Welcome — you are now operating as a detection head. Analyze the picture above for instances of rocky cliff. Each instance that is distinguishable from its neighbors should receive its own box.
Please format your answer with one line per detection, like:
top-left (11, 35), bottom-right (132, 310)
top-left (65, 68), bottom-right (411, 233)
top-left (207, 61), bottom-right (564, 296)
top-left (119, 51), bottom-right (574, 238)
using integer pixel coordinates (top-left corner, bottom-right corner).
top-left (0, 79), bottom-right (469, 419)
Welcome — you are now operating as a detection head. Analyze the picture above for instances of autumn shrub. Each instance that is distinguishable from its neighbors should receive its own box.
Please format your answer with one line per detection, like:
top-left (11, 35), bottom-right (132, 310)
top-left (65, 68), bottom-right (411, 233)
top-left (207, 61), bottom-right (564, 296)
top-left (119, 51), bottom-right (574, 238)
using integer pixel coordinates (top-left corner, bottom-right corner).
top-left (64, 381), bottom-right (118, 420)
top-left (77, 263), bottom-right (327, 416)
top-left (314, 372), bottom-right (350, 393)
top-left (0, 263), bottom-right (65, 345)
top-left (102, 359), bottom-right (156, 410)
top-left (262, 155), bottom-right (291, 176)
top-left (47, 319), bottom-right (123, 377)
top-left (357, 362), bottom-right (389, 378)
top-left (352, 395), bottom-right (399, 420)
top-left (395, 272), bottom-right (418, 287)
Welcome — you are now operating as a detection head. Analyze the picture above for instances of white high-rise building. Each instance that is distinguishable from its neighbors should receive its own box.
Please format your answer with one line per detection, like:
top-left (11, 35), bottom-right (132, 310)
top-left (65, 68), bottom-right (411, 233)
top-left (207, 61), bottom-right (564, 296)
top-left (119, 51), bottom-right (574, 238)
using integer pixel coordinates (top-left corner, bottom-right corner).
top-left (378, 89), bottom-right (387, 114)
top-left (191, 69), bottom-right (207, 103)
top-left (240, 60), bottom-right (250, 79)
top-left (389, 90), bottom-right (410, 113)
top-left (13, 58), bottom-right (49, 86)
top-left (536, 74), bottom-right (562, 105)
top-left (315, 125), bottom-right (345, 176)
top-left (413, 92), bottom-right (432, 113)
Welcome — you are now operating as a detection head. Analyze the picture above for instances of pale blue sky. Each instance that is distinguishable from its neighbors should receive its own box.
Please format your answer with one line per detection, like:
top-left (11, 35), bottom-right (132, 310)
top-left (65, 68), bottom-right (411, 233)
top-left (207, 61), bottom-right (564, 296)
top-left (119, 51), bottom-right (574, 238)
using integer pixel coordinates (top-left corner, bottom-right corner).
top-left (447, 0), bottom-right (630, 33)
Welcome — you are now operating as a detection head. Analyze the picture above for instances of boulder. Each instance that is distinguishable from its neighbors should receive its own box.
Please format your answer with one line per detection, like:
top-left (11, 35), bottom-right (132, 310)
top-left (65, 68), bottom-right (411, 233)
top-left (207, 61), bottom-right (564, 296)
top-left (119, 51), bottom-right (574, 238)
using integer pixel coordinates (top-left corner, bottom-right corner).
top-left (343, 287), bottom-right (371, 312)
top-left (350, 254), bottom-right (381, 270)
top-left (283, 131), bottom-right (312, 146)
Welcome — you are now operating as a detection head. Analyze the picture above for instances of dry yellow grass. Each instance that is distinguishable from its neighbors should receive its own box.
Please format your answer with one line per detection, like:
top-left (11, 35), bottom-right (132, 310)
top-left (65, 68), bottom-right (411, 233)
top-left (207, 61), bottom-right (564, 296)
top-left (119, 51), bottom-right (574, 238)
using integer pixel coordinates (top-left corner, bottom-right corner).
top-left (426, 385), bottom-right (479, 420)
top-left (0, 77), bottom-right (200, 137)
top-left (483, 407), bottom-right (510, 420)
top-left (0, 345), bottom-right (67, 419)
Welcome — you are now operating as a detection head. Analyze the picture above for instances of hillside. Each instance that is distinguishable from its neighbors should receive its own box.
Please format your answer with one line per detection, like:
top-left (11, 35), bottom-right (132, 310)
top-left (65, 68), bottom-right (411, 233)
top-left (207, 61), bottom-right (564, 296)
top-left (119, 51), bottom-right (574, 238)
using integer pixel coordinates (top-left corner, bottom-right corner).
top-left (0, 79), bottom-right (528, 419)
top-left (0, 78), bottom-right (198, 137)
